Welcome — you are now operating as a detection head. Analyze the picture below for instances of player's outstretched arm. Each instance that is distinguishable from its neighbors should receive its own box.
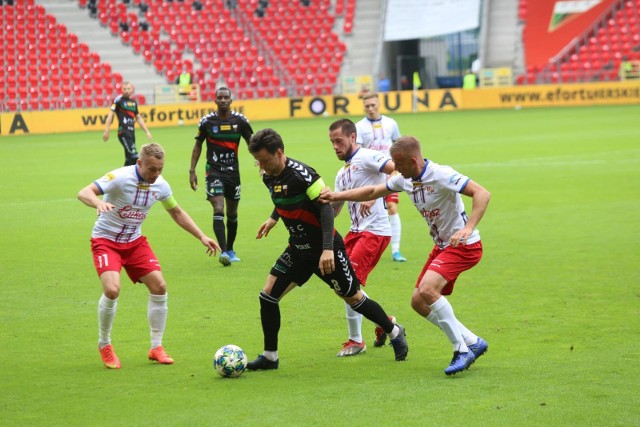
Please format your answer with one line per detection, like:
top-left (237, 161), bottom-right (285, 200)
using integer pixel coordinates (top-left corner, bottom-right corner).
top-left (167, 204), bottom-right (221, 255)
top-left (319, 183), bottom-right (391, 204)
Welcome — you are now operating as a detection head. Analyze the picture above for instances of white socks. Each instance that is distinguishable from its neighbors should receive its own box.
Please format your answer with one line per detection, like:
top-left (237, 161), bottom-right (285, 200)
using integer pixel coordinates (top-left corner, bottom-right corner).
top-left (345, 290), bottom-right (367, 343)
top-left (263, 351), bottom-right (278, 361)
top-left (389, 213), bottom-right (402, 253)
top-left (426, 312), bottom-right (478, 346)
top-left (148, 293), bottom-right (168, 349)
top-left (428, 296), bottom-right (469, 353)
top-left (98, 294), bottom-right (118, 348)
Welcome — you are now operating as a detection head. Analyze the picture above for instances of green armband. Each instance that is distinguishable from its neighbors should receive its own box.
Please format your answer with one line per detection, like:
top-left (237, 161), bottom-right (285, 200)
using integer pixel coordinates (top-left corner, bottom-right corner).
top-left (306, 178), bottom-right (326, 200)
top-left (162, 195), bottom-right (178, 210)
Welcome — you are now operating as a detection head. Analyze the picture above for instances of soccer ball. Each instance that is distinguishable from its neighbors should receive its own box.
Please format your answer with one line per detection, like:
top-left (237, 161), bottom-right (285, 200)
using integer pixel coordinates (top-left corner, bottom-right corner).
top-left (213, 344), bottom-right (247, 378)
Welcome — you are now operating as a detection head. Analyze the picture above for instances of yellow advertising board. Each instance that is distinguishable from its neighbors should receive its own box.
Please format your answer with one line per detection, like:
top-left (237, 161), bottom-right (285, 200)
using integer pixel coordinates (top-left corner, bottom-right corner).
top-left (0, 90), bottom-right (462, 136)
top-left (461, 80), bottom-right (640, 109)
top-left (1, 81), bottom-right (639, 136)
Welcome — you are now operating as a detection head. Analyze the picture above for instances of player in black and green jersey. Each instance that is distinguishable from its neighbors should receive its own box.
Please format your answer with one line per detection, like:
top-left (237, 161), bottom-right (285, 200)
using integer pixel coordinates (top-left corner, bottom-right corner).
top-left (103, 82), bottom-right (152, 166)
top-left (245, 128), bottom-right (408, 371)
top-left (189, 87), bottom-right (253, 267)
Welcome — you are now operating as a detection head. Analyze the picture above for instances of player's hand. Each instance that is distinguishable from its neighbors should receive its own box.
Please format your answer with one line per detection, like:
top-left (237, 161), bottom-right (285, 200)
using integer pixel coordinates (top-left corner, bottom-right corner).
top-left (358, 200), bottom-right (375, 217)
top-left (96, 201), bottom-right (115, 214)
top-left (201, 237), bottom-right (221, 256)
top-left (256, 218), bottom-right (277, 239)
top-left (449, 228), bottom-right (471, 248)
top-left (189, 171), bottom-right (198, 191)
top-left (318, 187), bottom-right (334, 204)
top-left (146, 131), bottom-right (152, 141)
top-left (102, 130), bottom-right (109, 142)
top-left (318, 249), bottom-right (335, 275)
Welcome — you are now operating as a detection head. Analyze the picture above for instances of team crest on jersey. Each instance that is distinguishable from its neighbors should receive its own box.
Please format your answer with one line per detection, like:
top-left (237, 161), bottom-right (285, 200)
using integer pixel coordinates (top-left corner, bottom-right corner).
top-left (212, 126), bottom-right (219, 133)
top-left (233, 124), bottom-right (238, 131)
top-left (412, 182), bottom-right (435, 193)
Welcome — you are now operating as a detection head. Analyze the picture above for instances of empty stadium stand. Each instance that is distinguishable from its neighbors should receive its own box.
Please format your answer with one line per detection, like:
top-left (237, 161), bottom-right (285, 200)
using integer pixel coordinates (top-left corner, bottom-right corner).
top-left (517, 0), bottom-right (640, 84)
top-left (1, 0), bottom-right (348, 111)
top-left (1, 0), bottom-right (126, 111)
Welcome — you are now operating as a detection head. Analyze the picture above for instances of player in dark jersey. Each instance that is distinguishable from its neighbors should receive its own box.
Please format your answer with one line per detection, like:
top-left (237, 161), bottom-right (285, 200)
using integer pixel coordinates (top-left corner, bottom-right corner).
top-left (244, 128), bottom-right (408, 371)
top-left (103, 81), bottom-right (152, 166)
top-left (189, 87), bottom-right (253, 267)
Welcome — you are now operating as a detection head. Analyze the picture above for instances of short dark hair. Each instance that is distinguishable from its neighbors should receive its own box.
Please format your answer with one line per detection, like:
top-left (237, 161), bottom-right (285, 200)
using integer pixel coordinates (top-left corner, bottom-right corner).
top-left (215, 87), bottom-right (232, 97)
top-left (248, 128), bottom-right (284, 154)
top-left (329, 118), bottom-right (356, 136)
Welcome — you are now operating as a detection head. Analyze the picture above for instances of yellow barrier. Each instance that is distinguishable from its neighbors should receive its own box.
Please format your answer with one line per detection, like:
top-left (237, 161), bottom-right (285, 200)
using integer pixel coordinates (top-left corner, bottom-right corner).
top-left (461, 80), bottom-right (640, 109)
top-left (2, 81), bottom-right (639, 136)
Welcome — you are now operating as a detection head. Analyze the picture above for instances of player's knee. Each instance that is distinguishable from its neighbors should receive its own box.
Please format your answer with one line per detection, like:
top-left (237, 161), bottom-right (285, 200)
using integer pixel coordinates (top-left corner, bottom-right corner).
top-left (418, 284), bottom-right (440, 305)
top-left (103, 285), bottom-right (120, 300)
top-left (150, 281), bottom-right (167, 295)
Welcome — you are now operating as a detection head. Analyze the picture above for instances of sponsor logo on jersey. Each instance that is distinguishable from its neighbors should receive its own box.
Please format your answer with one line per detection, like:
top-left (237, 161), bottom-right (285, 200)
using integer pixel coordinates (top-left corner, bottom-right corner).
top-left (220, 124), bottom-right (231, 131)
top-left (117, 205), bottom-right (147, 220)
top-left (273, 184), bottom-right (288, 195)
top-left (449, 174), bottom-right (462, 185)
top-left (419, 207), bottom-right (440, 220)
top-left (137, 182), bottom-right (150, 190)
top-left (105, 173), bottom-right (115, 181)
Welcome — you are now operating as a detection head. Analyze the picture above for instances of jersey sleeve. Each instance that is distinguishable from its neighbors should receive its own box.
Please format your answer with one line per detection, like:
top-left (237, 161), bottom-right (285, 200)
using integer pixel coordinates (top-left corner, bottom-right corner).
top-left (436, 165), bottom-right (470, 193)
top-left (363, 150), bottom-right (390, 173)
top-left (391, 121), bottom-right (401, 141)
top-left (194, 116), bottom-right (207, 141)
top-left (94, 169), bottom-right (121, 194)
top-left (241, 120), bottom-right (254, 144)
top-left (156, 179), bottom-right (173, 202)
top-left (386, 172), bottom-right (411, 193)
top-left (355, 121), bottom-right (364, 145)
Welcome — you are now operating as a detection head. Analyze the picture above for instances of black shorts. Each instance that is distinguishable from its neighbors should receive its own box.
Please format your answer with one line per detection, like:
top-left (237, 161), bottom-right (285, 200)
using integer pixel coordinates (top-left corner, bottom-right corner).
top-left (205, 175), bottom-right (241, 200)
top-left (268, 240), bottom-right (361, 299)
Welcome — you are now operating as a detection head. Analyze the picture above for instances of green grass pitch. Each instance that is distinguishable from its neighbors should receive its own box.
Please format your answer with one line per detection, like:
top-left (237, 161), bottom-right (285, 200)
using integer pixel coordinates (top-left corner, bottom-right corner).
top-left (0, 105), bottom-right (638, 426)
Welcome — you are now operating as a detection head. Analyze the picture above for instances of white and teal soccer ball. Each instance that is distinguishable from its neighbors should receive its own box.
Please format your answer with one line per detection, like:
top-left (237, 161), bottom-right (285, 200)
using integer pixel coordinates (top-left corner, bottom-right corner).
top-left (213, 344), bottom-right (247, 378)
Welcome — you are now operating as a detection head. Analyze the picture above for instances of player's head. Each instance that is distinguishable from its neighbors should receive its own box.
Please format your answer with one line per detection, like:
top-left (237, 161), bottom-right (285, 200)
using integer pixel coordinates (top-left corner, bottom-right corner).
top-left (329, 119), bottom-right (357, 161)
top-left (215, 87), bottom-right (232, 111)
top-left (249, 129), bottom-right (285, 176)
top-left (122, 82), bottom-right (134, 98)
top-left (361, 92), bottom-right (381, 120)
top-left (137, 143), bottom-right (165, 184)
top-left (390, 136), bottom-right (422, 179)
